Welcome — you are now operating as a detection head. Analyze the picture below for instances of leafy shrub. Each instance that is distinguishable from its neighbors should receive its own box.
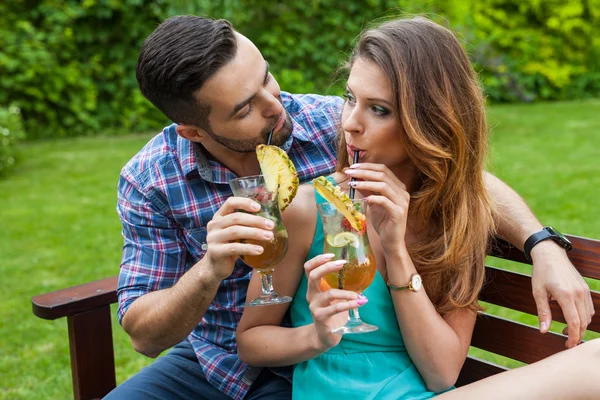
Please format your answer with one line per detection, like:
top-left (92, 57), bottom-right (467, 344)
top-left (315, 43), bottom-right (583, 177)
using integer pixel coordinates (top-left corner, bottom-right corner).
top-left (0, 0), bottom-right (168, 140)
top-left (177, 0), bottom-right (600, 103)
top-left (0, 0), bottom-right (598, 140)
top-left (458, 0), bottom-right (600, 102)
top-left (0, 105), bottom-right (25, 177)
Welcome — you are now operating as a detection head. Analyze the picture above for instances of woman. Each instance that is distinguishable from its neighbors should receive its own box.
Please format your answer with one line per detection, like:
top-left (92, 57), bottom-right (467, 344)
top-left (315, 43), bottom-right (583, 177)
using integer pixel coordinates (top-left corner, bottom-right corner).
top-left (236, 17), bottom-right (599, 399)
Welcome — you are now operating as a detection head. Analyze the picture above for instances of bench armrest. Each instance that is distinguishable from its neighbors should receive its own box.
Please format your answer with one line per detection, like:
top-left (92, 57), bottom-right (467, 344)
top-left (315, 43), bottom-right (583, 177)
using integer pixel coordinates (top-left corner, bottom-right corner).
top-left (32, 276), bottom-right (118, 320)
top-left (32, 276), bottom-right (119, 399)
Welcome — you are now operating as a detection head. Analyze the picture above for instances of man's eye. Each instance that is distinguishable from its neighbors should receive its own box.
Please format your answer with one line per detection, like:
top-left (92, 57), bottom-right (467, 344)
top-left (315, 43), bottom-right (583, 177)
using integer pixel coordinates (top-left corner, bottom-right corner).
top-left (240, 105), bottom-right (253, 119)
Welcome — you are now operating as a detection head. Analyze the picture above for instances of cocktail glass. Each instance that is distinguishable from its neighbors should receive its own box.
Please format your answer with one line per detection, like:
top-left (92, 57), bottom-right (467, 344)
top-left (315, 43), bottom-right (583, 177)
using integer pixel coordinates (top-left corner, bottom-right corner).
top-left (229, 175), bottom-right (291, 306)
top-left (317, 199), bottom-right (378, 334)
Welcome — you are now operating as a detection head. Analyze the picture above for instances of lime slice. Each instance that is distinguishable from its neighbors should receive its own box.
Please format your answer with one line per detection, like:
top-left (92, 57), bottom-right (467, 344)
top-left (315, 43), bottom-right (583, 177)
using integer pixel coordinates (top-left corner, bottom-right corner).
top-left (326, 232), bottom-right (360, 248)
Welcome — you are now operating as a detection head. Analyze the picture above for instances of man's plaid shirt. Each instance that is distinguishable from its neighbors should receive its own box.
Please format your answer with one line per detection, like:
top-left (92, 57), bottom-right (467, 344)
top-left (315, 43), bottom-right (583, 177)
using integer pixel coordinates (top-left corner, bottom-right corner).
top-left (116, 92), bottom-right (343, 399)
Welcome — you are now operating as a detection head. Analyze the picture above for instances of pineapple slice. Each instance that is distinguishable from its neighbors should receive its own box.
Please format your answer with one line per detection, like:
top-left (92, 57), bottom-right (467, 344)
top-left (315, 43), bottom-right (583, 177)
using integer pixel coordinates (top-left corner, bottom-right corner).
top-left (256, 144), bottom-right (299, 211)
top-left (313, 176), bottom-right (366, 231)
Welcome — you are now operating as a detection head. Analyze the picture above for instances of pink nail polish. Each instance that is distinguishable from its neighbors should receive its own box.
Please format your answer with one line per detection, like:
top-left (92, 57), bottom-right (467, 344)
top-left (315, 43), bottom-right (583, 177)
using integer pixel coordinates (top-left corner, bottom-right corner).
top-left (350, 163), bottom-right (362, 169)
top-left (357, 298), bottom-right (368, 306)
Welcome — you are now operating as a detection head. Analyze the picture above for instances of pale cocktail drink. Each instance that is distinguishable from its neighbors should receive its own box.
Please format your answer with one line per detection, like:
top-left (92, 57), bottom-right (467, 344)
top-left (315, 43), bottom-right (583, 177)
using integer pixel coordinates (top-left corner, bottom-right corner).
top-left (317, 198), bottom-right (378, 334)
top-left (229, 174), bottom-right (292, 306)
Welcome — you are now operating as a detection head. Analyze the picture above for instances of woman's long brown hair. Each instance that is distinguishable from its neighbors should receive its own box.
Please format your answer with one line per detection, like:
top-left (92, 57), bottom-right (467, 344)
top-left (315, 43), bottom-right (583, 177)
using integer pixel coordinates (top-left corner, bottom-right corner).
top-left (337, 17), bottom-right (497, 313)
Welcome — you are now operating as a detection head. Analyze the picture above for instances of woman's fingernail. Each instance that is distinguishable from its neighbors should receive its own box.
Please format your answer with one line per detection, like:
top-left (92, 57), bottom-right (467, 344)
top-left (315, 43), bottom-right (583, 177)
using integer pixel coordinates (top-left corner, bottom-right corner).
top-left (322, 253), bottom-right (336, 259)
top-left (350, 163), bottom-right (362, 169)
top-left (333, 260), bottom-right (347, 266)
top-left (357, 297), bottom-right (368, 306)
top-left (348, 181), bottom-right (358, 187)
top-left (345, 169), bottom-right (357, 175)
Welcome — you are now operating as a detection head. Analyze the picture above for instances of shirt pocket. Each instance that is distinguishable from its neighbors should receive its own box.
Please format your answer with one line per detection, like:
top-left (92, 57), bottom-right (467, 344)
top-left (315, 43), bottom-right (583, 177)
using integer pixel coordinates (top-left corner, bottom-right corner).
top-left (183, 227), bottom-right (251, 280)
top-left (183, 227), bottom-right (208, 262)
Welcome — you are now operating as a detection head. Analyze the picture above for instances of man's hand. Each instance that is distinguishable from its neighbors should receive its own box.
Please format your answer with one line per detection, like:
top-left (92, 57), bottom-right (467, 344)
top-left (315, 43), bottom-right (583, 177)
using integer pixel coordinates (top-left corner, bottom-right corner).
top-left (530, 241), bottom-right (595, 348)
top-left (204, 196), bottom-right (276, 280)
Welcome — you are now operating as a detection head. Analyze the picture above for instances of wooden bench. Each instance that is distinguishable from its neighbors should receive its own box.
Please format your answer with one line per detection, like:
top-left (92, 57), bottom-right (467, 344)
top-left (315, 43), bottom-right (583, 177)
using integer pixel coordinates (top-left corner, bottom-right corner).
top-left (32, 236), bottom-right (600, 399)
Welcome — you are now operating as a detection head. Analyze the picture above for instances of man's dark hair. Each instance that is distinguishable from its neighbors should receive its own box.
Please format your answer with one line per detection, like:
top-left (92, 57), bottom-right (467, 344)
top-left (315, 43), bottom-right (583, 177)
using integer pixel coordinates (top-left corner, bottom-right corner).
top-left (136, 15), bottom-right (237, 128)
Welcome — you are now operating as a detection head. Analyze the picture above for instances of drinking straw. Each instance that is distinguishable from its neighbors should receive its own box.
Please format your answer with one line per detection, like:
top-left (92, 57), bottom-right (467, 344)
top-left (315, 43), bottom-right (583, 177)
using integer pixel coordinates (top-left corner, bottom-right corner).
top-left (349, 151), bottom-right (359, 199)
top-left (266, 129), bottom-right (274, 146)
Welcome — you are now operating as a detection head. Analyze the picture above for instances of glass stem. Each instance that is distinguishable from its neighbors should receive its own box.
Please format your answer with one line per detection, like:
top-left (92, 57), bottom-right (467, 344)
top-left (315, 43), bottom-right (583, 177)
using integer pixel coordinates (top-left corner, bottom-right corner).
top-left (259, 270), bottom-right (275, 296)
top-left (348, 307), bottom-right (362, 323)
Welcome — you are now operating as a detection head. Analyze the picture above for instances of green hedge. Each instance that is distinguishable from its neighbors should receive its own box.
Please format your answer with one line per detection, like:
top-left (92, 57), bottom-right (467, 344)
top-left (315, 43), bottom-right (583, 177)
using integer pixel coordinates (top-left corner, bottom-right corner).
top-left (1, 0), bottom-right (599, 140)
top-left (0, 105), bottom-right (24, 177)
top-left (0, 0), bottom-right (168, 140)
top-left (461, 0), bottom-right (600, 102)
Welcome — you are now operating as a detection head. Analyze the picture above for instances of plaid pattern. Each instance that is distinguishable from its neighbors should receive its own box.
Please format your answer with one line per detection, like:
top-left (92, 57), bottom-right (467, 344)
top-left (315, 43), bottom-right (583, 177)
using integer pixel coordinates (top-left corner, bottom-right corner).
top-left (117, 92), bottom-right (343, 399)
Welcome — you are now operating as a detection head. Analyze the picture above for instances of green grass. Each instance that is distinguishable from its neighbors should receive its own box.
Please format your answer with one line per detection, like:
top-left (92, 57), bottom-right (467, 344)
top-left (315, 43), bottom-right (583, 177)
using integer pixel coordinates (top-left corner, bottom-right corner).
top-left (1, 99), bottom-right (600, 398)
top-left (473, 99), bottom-right (600, 366)
top-left (0, 134), bottom-right (156, 399)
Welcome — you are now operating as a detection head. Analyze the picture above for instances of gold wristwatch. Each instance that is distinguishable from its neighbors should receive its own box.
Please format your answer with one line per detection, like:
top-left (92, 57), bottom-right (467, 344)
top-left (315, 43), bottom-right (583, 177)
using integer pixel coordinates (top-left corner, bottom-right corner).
top-left (387, 273), bottom-right (422, 292)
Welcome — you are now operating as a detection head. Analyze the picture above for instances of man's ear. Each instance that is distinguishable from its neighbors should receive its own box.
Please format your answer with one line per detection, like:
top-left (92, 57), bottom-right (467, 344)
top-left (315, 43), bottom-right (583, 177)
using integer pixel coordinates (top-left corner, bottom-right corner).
top-left (175, 124), bottom-right (206, 142)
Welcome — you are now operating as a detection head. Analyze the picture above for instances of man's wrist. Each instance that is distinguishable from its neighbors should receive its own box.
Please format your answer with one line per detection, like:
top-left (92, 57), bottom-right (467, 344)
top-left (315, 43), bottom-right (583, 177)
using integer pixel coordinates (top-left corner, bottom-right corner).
top-left (525, 226), bottom-right (572, 262)
top-left (191, 257), bottom-right (225, 288)
top-left (529, 239), bottom-right (569, 263)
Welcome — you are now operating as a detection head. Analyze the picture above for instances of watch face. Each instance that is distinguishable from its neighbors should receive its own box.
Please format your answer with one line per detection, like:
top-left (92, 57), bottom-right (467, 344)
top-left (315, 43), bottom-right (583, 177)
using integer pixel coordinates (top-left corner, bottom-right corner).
top-left (547, 226), bottom-right (572, 249)
top-left (411, 274), bottom-right (422, 291)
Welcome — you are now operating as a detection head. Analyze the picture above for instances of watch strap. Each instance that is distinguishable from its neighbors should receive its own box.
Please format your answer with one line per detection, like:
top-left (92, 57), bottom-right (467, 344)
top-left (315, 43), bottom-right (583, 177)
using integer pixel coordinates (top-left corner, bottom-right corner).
top-left (386, 273), bottom-right (422, 292)
top-left (523, 226), bottom-right (572, 262)
top-left (386, 281), bottom-right (410, 291)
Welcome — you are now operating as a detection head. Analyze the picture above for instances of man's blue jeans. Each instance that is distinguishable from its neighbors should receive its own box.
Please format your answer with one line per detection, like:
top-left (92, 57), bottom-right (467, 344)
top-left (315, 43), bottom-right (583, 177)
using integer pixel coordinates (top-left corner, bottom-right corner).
top-left (103, 340), bottom-right (291, 399)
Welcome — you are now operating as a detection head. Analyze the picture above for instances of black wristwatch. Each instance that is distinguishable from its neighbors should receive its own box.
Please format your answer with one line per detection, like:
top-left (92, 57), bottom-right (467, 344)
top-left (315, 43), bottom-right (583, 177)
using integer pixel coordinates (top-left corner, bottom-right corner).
top-left (523, 226), bottom-right (572, 262)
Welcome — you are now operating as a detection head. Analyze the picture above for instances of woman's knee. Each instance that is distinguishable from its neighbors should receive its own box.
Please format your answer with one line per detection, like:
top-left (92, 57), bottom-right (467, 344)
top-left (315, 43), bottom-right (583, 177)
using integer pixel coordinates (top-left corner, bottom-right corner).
top-left (563, 338), bottom-right (600, 365)
top-left (581, 338), bottom-right (600, 356)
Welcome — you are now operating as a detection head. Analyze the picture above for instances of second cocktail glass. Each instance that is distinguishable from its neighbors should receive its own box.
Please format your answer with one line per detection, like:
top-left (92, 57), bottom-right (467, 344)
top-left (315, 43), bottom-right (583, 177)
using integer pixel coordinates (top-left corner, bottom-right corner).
top-left (317, 199), bottom-right (378, 334)
top-left (229, 175), bottom-right (291, 306)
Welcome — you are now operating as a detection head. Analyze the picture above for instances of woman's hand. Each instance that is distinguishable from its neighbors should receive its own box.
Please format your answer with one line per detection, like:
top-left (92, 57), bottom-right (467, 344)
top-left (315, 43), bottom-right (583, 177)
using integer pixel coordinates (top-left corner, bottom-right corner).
top-left (304, 254), bottom-right (367, 351)
top-left (345, 163), bottom-right (410, 253)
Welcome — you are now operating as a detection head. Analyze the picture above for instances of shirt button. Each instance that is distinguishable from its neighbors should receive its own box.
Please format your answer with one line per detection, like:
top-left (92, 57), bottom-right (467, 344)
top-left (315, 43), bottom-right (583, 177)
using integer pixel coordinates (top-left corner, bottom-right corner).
top-left (201, 243), bottom-right (208, 251)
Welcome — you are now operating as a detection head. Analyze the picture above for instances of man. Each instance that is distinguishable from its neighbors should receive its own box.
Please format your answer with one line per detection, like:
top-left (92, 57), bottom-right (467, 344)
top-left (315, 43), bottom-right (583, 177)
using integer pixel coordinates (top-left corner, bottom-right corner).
top-left (105, 16), bottom-right (594, 400)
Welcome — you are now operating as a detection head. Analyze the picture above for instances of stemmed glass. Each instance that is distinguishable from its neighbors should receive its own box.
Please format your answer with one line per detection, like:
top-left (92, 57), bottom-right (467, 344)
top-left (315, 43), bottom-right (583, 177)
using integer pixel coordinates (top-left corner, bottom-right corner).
top-left (317, 199), bottom-right (378, 334)
top-left (229, 175), bottom-right (291, 306)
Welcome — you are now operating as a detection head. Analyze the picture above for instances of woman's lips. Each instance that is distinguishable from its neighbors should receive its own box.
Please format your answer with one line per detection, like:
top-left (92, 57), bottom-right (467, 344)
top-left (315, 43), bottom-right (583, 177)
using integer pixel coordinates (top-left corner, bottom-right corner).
top-left (346, 145), bottom-right (364, 162)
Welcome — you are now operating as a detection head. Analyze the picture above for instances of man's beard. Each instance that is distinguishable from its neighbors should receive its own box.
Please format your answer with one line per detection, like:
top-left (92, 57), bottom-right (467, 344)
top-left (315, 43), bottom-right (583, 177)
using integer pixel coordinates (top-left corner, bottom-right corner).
top-left (205, 113), bottom-right (293, 153)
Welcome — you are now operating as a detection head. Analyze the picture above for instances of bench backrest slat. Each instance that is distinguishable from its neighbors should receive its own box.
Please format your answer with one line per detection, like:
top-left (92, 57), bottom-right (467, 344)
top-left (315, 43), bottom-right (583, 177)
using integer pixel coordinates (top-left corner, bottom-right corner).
top-left (480, 266), bottom-right (600, 333)
top-left (456, 357), bottom-right (508, 387)
top-left (491, 235), bottom-right (600, 280)
top-left (471, 313), bottom-right (567, 364)
top-left (470, 235), bottom-right (600, 366)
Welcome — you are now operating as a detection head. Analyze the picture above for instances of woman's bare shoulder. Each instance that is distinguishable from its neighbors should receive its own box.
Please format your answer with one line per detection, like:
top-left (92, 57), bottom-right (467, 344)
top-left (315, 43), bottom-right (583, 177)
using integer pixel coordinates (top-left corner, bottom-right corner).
top-left (283, 171), bottom-right (347, 222)
top-left (284, 182), bottom-right (316, 218)
top-left (331, 171), bottom-right (347, 185)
